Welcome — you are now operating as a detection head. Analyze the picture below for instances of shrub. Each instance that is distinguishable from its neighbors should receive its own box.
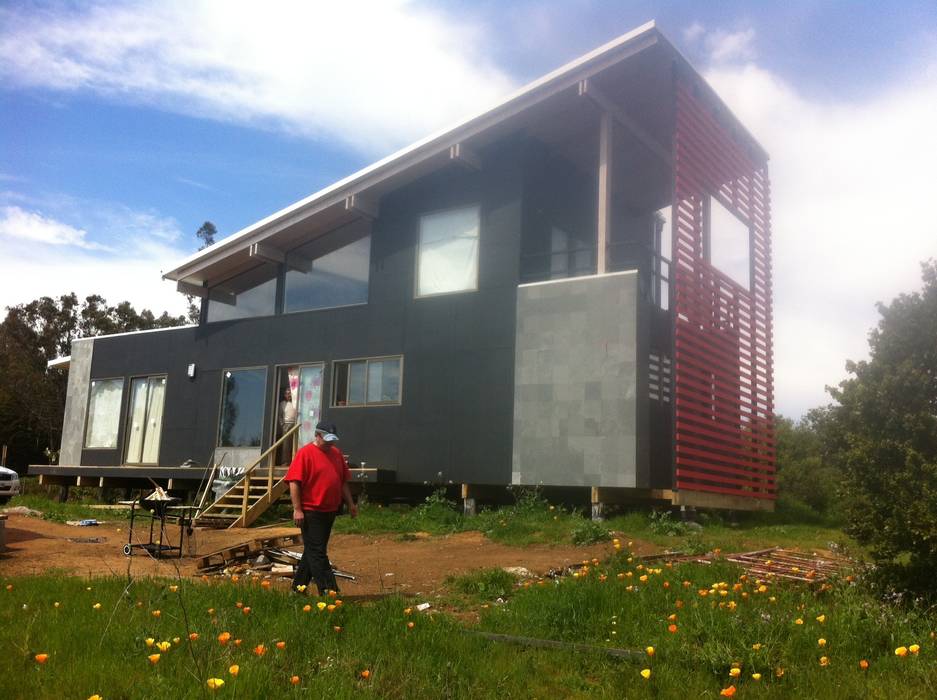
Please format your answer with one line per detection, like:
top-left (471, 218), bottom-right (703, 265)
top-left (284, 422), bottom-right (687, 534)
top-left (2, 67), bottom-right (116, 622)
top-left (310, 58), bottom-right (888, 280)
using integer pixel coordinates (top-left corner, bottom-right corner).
top-left (570, 518), bottom-right (611, 545)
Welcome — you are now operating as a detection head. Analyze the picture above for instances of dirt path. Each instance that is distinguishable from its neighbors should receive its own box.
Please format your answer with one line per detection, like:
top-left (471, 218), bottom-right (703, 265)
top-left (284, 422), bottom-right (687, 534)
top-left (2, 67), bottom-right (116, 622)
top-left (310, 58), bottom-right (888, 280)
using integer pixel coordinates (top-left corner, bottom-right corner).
top-left (0, 515), bottom-right (650, 596)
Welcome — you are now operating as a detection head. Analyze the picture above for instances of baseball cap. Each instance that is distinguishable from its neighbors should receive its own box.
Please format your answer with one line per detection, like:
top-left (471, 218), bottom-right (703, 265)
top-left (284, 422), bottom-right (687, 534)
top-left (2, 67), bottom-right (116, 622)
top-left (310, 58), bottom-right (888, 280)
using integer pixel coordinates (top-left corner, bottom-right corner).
top-left (314, 421), bottom-right (339, 442)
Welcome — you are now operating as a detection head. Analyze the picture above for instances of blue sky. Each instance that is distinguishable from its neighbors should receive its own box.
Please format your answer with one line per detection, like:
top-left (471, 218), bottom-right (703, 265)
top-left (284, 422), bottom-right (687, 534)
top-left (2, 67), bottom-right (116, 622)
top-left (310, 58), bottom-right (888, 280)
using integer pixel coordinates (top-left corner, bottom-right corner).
top-left (1, 0), bottom-right (936, 417)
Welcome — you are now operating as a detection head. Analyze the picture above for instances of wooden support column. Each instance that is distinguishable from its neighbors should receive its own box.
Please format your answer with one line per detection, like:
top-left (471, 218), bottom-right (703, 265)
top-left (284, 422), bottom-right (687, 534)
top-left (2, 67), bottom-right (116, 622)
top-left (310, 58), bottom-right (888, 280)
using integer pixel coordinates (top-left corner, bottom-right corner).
top-left (596, 110), bottom-right (613, 274)
top-left (461, 484), bottom-right (477, 517)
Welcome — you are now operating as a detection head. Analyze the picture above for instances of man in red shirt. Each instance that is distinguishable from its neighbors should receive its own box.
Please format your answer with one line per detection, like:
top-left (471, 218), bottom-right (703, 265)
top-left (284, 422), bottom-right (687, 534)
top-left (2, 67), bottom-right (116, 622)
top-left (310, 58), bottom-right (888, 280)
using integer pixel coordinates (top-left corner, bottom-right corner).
top-left (285, 421), bottom-right (357, 594)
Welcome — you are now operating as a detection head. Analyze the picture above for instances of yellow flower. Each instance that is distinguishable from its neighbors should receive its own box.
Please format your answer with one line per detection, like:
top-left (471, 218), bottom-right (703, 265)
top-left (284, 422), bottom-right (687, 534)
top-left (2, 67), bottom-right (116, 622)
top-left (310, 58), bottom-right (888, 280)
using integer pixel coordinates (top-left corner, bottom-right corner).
top-left (816, 614), bottom-right (826, 623)
top-left (407, 621), bottom-right (415, 629)
top-left (752, 673), bottom-right (762, 681)
top-left (172, 637), bottom-right (180, 645)
top-left (645, 646), bottom-right (655, 657)
top-left (640, 669), bottom-right (652, 680)
top-left (729, 668), bottom-right (741, 678)
top-left (296, 585), bottom-right (306, 592)
top-left (228, 664), bottom-right (239, 676)
top-left (775, 667), bottom-right (785, 678)
top-left (751, 643), bottom-right (762, 651)
top-left (206, 678), bottom-right (225, 690)
top-left (88, 695), bottom-right (103, 700)
top-left (156, 641), bottom-right (171, 652)
top-left (819, 656), bottom-right (829, 667)
top-left (795, 618), bottom-right (804, 625)
top-left (151, 610), bottom-right (161, 618)
top-left (818, 638), bottom-right (827, 647)
top-left (169, 585), bottom-right (178, 593)
top-left (92, 602), bottom-right (101, 610)
top-left (148, 654), bottom-right (160, 665)
top-left (54, 602), bottom-right (60, 608)
top-left (895, 646), bottom-right (908, 657)
top-left (145, 638), bottom-right (155, 647)
top-left (317, 601), bottom-right (327, 611)
top-left (909, 644), bottom-right (920, 655)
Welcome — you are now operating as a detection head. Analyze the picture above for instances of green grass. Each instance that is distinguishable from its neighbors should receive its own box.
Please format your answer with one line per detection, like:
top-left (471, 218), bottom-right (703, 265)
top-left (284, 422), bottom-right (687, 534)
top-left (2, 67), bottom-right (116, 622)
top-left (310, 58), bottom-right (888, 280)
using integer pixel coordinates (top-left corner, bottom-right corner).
top-left (4, 492), bottom-right (132, 524)
top-left (3, 557), bottom-right (935, 698)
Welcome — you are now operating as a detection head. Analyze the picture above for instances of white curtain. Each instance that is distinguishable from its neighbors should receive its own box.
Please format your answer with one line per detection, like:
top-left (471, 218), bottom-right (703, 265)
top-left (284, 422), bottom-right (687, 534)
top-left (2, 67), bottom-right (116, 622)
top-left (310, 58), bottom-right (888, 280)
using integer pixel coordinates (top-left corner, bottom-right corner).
top-left (125, 378), bottom-right (148, 462)
top-left (141, 377), bottom-right (165, 463)
top-left (418, 206), bottom-right (479, 296)
top-left (85, 379), bottom-right (123, 448)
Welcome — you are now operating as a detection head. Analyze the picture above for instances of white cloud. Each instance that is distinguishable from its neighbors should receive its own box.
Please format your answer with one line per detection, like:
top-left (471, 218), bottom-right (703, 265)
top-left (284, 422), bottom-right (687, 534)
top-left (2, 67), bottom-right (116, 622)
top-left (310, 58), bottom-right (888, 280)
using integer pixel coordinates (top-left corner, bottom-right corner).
top-left (698, 34), bottom-right (937, 417)
top-left (706, 28), bottom-right (757, 64)
top-left (0, 199), bottom-right (189, 316)
top-left (683, 22), bottom-right (705, 44)
top-left (0, 205), bottom-right (109, 250)
top-left (0, 0), bottom-right (516, 154)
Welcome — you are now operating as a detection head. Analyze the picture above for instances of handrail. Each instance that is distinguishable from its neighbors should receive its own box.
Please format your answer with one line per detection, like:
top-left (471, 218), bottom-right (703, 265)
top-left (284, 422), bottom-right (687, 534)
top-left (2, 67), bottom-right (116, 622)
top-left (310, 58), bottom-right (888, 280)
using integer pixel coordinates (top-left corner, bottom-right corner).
top-left (240, 422), bottom-right (301, 522)
top-left (195, 422), bottom-right (300, 523)
top-left (195, 458), bottom-right (219, 515)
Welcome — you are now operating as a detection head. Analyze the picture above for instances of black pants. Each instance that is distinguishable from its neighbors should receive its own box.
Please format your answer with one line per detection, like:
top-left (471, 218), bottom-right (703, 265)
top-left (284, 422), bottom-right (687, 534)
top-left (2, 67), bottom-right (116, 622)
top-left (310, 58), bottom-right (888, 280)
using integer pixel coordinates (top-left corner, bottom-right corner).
top-left (293, 510), bottom-right (339, 594)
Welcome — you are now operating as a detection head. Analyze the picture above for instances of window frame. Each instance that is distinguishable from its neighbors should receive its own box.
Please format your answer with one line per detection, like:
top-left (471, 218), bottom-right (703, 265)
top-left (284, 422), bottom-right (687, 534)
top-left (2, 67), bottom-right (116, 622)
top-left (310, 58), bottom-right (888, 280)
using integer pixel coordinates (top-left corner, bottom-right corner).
top-left (282, 232), bottom-right (372, 316)
top-left (83, 376), bottom-right (125, 450)
top-left (123, 373), bottom-right (168, 466)
top-left (704, 194), bottom-right (754, 293)
top-left (330, 355), bottom-right (404, 408)
top-left (415, 204), bottom-right (481, 299)
top-left (205, 263), bottom-right (279, 324)
top-left (216, 365), bottom-right (269, 449)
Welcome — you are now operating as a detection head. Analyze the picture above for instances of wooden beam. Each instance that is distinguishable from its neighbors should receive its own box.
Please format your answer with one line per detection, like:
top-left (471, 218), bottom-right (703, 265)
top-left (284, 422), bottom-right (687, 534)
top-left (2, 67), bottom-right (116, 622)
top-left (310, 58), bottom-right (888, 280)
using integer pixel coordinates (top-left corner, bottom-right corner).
top-left (591, 486), bottom-right (675, 506)
top-left (448, 143), bottom-right (481, 170)
top-left (596, 108), bottom-right (612, 274)
top-left (344, 193), bottom-right (379, 220)
top-left (176, 280), bottom-right (207, 298)
top-left (578, 78), bottom-right (672, 166)
top-left (248, 242), bottom-right (285, 265)
top-left (672, 489), bottom-right (775, 512)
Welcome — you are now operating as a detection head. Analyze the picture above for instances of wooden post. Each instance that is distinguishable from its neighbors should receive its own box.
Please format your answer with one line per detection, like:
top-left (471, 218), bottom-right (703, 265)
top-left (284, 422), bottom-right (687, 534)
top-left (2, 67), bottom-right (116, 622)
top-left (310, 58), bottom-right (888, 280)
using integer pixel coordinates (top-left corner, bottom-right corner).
top-left (1, 444), bottom-right (7, 467)
top-left (596, 110), bottom-right (613, 275)
top-left (461, 484), bottom-right (477, 517)
top-left (590, 486), bottom-right (605, 522)
top-left (241, 472), bottom-right (250, 523)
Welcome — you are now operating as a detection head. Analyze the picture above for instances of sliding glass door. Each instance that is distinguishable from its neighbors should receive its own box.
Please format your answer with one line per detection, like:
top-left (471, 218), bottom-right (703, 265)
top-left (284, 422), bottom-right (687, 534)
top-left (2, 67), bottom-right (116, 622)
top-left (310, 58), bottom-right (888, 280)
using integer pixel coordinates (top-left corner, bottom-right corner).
top-left (125, 376), bottom-right (166, 464)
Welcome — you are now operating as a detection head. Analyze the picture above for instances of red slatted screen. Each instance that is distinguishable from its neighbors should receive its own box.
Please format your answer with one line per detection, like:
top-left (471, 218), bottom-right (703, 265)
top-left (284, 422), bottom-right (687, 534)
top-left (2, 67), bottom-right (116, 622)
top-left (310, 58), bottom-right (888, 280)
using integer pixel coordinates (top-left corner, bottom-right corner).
top-left (672, 80), bottom-right (775, 501)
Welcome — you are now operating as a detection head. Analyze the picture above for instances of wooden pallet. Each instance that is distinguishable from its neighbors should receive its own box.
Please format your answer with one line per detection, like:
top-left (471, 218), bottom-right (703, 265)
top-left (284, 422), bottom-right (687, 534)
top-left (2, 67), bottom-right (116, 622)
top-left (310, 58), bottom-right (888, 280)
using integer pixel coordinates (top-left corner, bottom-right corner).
top-left (195, 533), bottom-right (302, 571)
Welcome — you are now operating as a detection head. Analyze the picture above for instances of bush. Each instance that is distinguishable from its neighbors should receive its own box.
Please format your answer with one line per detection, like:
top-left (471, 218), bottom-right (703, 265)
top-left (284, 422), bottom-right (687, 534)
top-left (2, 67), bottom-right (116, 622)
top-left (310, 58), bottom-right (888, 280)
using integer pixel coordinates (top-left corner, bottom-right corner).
top-left (447, 568), bottom-right (517, 598)
top-left (570, 519), bottom-right (611, 545)
top-left (647, 510), bottom-right (690, 536)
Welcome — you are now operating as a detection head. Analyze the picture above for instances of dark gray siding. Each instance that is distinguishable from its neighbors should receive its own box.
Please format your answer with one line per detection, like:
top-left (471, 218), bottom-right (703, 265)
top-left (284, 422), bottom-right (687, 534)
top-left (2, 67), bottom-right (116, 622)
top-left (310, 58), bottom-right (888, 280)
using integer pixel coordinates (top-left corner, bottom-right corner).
top-left (83, 140), bottom-right (525, 486)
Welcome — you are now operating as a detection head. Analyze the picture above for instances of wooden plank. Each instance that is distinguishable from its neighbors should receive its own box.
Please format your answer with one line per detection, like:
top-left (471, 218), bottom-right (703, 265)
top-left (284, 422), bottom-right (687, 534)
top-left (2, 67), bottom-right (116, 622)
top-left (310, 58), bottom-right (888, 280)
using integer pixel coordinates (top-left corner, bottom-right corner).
top-left (671, 489), bottom-right (775, 512)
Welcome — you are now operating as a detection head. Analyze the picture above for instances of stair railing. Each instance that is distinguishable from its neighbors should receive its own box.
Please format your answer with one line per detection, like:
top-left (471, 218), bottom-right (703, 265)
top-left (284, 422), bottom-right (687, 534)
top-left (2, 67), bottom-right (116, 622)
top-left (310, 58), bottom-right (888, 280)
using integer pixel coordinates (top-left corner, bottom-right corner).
top-left (239, 422), bottom-right (302, 523)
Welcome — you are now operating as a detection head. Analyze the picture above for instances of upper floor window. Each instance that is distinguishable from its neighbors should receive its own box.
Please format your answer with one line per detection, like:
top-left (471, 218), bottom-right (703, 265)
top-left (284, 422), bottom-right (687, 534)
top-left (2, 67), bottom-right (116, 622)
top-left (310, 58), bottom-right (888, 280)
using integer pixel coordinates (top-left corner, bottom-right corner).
top-left (708, 197), bottom-right (751, 291)
top-left (206, 264), bottom-right (277, 323)
top-left (285, 234), bottom-right (371, 313)
top-left (417, 205), bottom-right (479, 296)
top-left (84, 378), bottom-right (123, 449)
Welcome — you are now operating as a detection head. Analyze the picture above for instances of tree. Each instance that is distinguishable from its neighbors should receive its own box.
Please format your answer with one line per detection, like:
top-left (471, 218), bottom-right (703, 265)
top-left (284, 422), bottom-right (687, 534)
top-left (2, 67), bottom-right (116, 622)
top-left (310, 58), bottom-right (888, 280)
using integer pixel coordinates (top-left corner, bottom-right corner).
top-left (196, 221), bottom-right (217, 250)
top-left (824, 260), bottom-right (937, 595)
top-left (0, 294), bottom-right (187, 470)
top-left (773, 410), bottom-right (841, 522)
top-left (186, 221), bottom-right (218, 323)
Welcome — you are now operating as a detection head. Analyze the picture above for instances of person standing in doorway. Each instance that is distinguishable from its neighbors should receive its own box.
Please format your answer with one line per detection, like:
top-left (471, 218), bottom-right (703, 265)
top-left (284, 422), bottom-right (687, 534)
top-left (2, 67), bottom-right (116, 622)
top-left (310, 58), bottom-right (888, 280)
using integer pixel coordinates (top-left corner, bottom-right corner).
top-left (286, 421), bottom-right (357, 594)
top-left (277, 387), bottom-right (298, 465)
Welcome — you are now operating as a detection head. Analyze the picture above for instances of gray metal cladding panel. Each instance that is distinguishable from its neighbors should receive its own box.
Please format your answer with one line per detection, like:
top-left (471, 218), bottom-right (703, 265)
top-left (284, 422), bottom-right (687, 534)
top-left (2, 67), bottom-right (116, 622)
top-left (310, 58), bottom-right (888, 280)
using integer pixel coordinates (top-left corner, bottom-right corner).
top-left (512, 271), bottom-right (640, 488)
top-left (60, 338), bottom-right (93, 466)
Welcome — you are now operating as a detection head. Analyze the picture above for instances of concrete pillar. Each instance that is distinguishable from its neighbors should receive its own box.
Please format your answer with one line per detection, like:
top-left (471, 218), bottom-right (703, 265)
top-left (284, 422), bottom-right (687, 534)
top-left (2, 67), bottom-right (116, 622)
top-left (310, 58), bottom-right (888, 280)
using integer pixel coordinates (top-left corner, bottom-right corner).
top-left (463, 497), bottom-right (477, 517)
top-left (591, 501), bottom-right (605, 522)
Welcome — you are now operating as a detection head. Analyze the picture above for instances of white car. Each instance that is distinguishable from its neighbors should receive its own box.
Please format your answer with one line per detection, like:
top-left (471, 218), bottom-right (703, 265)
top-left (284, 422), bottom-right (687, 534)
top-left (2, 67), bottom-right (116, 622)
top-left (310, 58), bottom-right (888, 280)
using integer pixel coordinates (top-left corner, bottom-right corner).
top-left (0, 466), bottom-right (20, 504)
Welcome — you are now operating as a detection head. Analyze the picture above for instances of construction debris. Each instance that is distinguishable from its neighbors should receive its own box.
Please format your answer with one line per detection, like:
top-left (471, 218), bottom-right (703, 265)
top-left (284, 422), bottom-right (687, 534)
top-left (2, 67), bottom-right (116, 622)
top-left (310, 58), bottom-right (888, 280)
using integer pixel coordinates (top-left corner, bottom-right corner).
top-left (641, 547), bottom-right (853, 583)
top-left (195, 533), bottom-right (356, 582)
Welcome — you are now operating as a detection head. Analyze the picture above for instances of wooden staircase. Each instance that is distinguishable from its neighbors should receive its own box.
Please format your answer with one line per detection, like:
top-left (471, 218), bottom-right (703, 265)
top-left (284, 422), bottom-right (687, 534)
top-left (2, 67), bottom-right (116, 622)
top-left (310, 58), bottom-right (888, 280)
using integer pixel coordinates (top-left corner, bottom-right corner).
top-left (195, 424), bottom-right (299, 528)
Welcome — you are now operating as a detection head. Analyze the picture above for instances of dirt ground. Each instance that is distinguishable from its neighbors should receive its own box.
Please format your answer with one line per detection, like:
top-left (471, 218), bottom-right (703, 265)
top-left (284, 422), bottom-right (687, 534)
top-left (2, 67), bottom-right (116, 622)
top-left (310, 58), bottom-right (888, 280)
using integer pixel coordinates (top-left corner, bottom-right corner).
top-left (0, 515), bottom-right (649, 596)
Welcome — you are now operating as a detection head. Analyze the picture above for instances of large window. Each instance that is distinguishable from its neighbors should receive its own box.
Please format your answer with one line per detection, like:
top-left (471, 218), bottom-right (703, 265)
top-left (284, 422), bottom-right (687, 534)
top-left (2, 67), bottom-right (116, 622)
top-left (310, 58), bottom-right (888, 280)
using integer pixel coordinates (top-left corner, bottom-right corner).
top-left (417, 205), bottom-right (479, 296)
top-left (332, 357), bottom-right (402, 407)
top-left (708, 197), bottom-right (751, 290)
top-left (218, 368), bottom-right (267, 447)
top-left (207, 264), bottom-right (277, 323)
top-left (285, 235), bottom-right (370, 313)
top-left (84, 378), bottom-right (123, 449)
top-left (125, 376), bottom-right (166, 464)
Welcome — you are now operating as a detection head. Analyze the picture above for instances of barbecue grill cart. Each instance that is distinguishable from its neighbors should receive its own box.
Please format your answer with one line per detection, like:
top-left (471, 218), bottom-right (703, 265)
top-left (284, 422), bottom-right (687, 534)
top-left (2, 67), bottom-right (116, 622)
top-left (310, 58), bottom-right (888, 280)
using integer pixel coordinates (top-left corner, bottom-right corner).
top-left (121, 488), bottom-right (195, 559)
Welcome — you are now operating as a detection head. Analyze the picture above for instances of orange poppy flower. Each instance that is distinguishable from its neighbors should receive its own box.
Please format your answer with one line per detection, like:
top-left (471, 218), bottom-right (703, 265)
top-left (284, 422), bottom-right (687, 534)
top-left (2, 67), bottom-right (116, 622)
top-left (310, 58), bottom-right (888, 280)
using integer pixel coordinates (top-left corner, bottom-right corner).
top-left (668, 624), bottom-right (678, 633)
top-left (276, 641), bottom-right (286, 650)
top-left (34, 653), bottom-right (49, 664)
top-left (189, 633), bottom-right (199, 641)
top-left (859, 659), bottom-right (869, 670)
top-left (218, 632), bottom-right (231, 645)
top-left (720, 686), bottom-right (736, 697)
top-left (360, 669), bottom-right (371, 679)
top-left (148, 654), bottom-right (160, 665)
top-left (229, 664), bottom-right (239, 676)
top-left (253, 644), bottom-right (266, 656)
top-left (291, 675), bottom-right (300, 685)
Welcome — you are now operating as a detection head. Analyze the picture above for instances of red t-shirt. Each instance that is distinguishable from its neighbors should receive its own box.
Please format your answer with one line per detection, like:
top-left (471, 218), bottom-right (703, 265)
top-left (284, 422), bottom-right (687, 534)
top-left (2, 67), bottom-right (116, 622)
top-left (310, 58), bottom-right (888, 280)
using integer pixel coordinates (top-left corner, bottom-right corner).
top-left (284, 443), bottom-right (350, 512)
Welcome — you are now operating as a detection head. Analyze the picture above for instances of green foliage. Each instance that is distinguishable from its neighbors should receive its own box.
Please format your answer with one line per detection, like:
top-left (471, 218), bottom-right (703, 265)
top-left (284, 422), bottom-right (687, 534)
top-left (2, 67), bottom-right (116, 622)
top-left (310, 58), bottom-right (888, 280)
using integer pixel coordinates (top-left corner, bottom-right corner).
top-left (823, 260), bottom-right (937, 596)
top-left (5, 559), bottom-right (935, 698)
top-left (570, 519), bottom-right (612, 545)
top-left (774, 413), bottom-right (843, 523)
top-left (647, 509), bottom-right (691, 536)
top-left (446, 568), bottom-right (517, 598)
top-left (0, 293), bottom-right (186, 469)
